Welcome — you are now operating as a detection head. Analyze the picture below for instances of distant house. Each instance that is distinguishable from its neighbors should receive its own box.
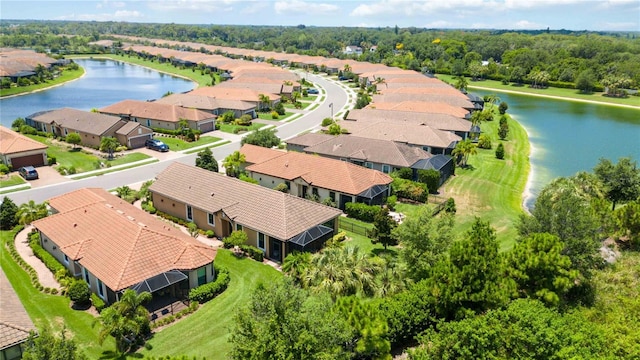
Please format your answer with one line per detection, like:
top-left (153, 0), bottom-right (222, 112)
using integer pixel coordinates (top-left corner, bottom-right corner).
top-left (188, 87), bottom-right (280, 112)
top-left (32, 188), bottom-right (217, 305)
top-left (0, 267), bottom-right (37, 360)
top-left (26, 108), bottom-right (153, 149)
top-left (155, 93), bottom-right (257, 119)
top-left (343, 46), bottom-right (363, 56)
top-left (99, 100), bottom-right (217, 133)
top-left (241, 144), bottom-right (393, 210)
top-left (0, 126), bottom-right (48, 168)
top-left (150, 163), bottom-right (342, 262)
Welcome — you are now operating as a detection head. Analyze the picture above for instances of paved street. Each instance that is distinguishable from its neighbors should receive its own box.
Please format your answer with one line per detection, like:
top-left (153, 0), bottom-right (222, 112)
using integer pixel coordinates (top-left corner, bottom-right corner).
top-left (5, 73), bottom-right (354, 205)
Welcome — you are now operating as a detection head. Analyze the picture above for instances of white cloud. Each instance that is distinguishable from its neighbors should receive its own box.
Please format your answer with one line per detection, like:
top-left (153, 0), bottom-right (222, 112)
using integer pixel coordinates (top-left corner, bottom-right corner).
top-left (56, 10), bottom-right (143, 21)
top-left (513, 20), bottom-right (544, 29)
top-left (351, 0), bottom-right (500, 17)
top-left (241, 2), bottom-right (268, 14)
top-left (274, 0), bottom-right (339, 15)
top-left (148, 0), bottom-right (238, 13)
top-left (96, 0), bottom-right (126, 9)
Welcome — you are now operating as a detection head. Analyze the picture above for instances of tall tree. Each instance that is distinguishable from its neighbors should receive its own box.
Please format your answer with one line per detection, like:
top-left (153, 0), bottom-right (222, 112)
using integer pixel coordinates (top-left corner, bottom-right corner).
top-left (16, 200), bottom-right (48, 225)
top-left (372, 207), bottom-right (397, 250)
top-left (195, 147), bottom-right (219, 172)
top-left (453, 75), bottom-right (468, 92)
top-left (0, 196), bottom-right (19, 230)
top-left (240, 128), bottom-right (281, 148)
top-left (96, 289), bottom-right (152, 354)
top-left (594, 157), bottom-right (640, 210)
top-left (222, 150), bottom-right (246, 178)
top-left (99, 137), bottom-right (119, 160)
top-left (452, 139), bottom-right (477, 167)
top-left (282, 251), bottom-right (312, 286)
top-left (334, 296), bottom-right (392, 360)
top-left (22, 328), bottom-right (87, 360)
top-left (257, 93), bottom-right (271, 111)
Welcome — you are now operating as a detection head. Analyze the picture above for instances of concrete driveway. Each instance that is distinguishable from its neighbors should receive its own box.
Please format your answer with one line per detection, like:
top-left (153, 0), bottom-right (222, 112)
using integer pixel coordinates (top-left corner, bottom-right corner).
top-left (15, 166), bottom-right (69, 188)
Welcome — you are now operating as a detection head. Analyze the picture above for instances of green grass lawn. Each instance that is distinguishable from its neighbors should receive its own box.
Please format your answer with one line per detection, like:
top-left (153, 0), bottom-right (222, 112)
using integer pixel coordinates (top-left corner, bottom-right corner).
top-left (0, 67), bottom-right (85, 97)
top-left (302, 95), bottom-right (318, 101)
top-left (218, 122), bottom-right (267, 134)
top-left (69, 54), bottom-right (216, 88)
top-left (436, 74), bottom-right (640, 107)
top-left (0, 229), bottom-right (114, 358)
top-left (443, 108), bottom-right (529, 250)
top-left (140, 249), bottom-right (282, 358)
top-left (106, 152), bottom-right (151, 166)
top-left (156, 136), bottom-right (222, 151)
top-left (284, 102), bottom-right (312, 110)
top-left (0, 174), bottom-right (26, 188)
top-left (257, 111), bottom-right (295, 121)
top-left (394, 202), bottom-right (431, 219)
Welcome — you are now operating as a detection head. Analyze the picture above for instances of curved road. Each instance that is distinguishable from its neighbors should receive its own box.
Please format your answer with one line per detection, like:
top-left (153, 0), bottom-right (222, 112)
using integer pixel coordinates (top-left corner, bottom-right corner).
top-left (6, 73), bottom-right (353, 205)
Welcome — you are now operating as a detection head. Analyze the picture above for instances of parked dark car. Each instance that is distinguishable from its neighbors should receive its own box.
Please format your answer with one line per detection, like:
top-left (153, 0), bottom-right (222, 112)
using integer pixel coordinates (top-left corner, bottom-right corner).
top-left (18, 166), bottom-right (39, 180)
top-left (338, 76), bottom-right (349, 81)
top-left (145, 139), bottom-right (169, 152)
top-left (307, 88), bottom-right (319, 94)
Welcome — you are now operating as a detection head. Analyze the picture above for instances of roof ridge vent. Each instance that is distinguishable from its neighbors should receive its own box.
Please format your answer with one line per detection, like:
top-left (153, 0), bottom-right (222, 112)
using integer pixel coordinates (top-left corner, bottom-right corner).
top-left (127, 215), bottom-right (135, 221)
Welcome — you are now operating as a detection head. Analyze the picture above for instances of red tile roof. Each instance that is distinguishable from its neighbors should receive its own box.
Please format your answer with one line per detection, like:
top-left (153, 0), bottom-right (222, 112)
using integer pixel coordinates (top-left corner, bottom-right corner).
top-left (0, 126), bottom-right (47, 155)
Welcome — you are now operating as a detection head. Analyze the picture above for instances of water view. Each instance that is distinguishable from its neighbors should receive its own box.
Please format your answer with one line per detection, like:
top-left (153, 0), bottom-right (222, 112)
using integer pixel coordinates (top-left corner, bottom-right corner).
top-left (0, 58), bottom-right (195, 127)
top-left (472, 89), bottom-right (640, 210)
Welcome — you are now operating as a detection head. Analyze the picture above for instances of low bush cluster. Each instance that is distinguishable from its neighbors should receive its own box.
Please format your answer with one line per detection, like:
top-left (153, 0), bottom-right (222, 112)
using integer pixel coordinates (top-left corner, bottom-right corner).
top-left (156, 211), bottom-right (191, 227)
top-left (91, 293), bottom-right (106, 313)
top-left (417, 169), bottom-right (441, 194)
top-left (392, 178), bottom-right (428, 203)
top-left (241, 245), bottom-right (264, 262)
top-left (345, 202), bottom-right (381, 222)
top-left (188, 266), bottom-right (231, 303)
top-left (28, 232), bottom-right (68, 276)
top-left (151, 301), bottom-right (199, 329)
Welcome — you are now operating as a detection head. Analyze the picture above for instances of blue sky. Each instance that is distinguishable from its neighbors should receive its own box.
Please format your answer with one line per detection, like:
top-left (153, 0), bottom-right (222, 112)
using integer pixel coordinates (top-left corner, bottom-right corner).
top-left (2, 0), bottom-right (639, 31)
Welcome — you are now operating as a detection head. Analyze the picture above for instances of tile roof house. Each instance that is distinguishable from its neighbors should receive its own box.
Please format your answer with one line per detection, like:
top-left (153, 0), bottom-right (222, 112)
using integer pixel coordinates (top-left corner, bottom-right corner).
top-left (26, 108), bottom-right (153, 149)
top-left (154, 93), bottom-right (257, 119)
top-left (0, 268), bottom-right (37, 360)
top-left (367, 101), bottom-right (470, 118)
top-left (241, 144), bottom-right (393, 210)
top-left (150, 162), bottom-right (342, 262)
top-left (372, 93), bottom-right (477, 111)
top-left (99, 100), bottom-right (217, 133)
top-left (0, 126), bottom-right (48, 168)
top-left (32, 188), bottom-right (217, 304)
top-left (188, 87), bottom-right (280, 111)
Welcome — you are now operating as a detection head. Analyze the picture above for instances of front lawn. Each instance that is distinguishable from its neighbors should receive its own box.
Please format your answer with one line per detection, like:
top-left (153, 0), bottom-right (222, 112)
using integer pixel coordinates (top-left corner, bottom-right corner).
top-left (218, 122), bottom-right (267, 134)
top-left (140, 249), bottom-right (282, 358)
top-left (283, 102), bottom-right (312, 110)
top-left (0, 229), bottom-right (114, 358)
top-left (0, 174), bottom-right (26, 188)
top-left (257, 111), bottom-right (296, 121)
top-left (105, 152), bottom-right (151, 166)
top-left (156, 135), bottom-right (222, 151)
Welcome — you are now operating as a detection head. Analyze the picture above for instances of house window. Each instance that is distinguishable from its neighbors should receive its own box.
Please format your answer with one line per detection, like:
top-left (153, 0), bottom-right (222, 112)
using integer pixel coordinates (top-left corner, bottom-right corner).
top-left (197, 267), bottom-right (207, 286)
top-left (285, 181), bottom-right (290, 190)
top-left (138, 128), bottom-right (143, 134)
top-left (382, 165), bottom-right (390, 174)
top-left (312, 187), bottom-right (319, 197)
top-left (208, 213), bottom-right (215, 226)
top-left (63, 254), bottom-right (69, 264)
top-left (422, 146), bottom-right (430, 152)
top-left (186, 205), bottom-right (193, 221)
top-left (83, 268), bottom-right (91, 286)
top-left (257, 232), bottom-right (265, 251)
top-left (97, 278), bottom-right (104, 298)
top-left (329, 192), bottom-right (336, 201)
top-left (236, 223), bottom-right (243, 231)
top-left (146, 119), bottom-right (151, 126)
top-left (64, 128), bottom-right (68, 135)
top-left (364, 162), bottom-right (373, 169)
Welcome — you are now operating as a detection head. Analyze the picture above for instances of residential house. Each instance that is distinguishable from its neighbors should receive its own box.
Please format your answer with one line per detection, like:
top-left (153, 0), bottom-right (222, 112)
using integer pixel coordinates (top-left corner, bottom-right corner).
top-left (100, 100), bottom-right (217, 133)
top-left (0, 126), bottom-right (48, 168)
top-left (188, 87), bottom-right (280, 112)
top-left (343, 46), bottom-right (363, 56)
top-left (372, 93), bottom-right (477, 111)
top-left (32, 188), bottom-right (217, 305)
top-left (241, 144), bottom-right (393, 210)
top-left (366, 101), bottom-right (470, 118)
top-left (154, 93), bottom-right (257, 119)
top-left (150, 163), bottom-right (342, 262)
top-left (0, 268), bottom-right (37, 360)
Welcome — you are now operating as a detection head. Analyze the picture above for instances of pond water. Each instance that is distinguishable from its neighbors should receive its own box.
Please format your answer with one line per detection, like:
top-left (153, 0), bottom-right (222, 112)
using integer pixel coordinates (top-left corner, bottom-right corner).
top-left (0, 58), bottom-right (195, 127)
top-left (472, 89), bottom-right (640, 210)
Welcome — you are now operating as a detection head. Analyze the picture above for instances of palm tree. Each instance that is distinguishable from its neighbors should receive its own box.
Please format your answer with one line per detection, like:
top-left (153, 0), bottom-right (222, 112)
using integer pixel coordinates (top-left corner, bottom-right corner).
top-left (115, 185), bottom-right (133, 199)
top-left (258, 93), bottom-right (271, 111)
top-left (343, 64), bottom-right (352, 74)
top-left (454, 75), bottom-right (468, 92)
top-left (452, 139), bottom-right (477, 168)
top-left (100, 137), bottom-right (120, 160)
top-left (96, 289), bottom-right (151, 354)
top-left (222, 151), bottom-right (246, 178)
top-left (373, 76), bottom-right (387, 92)
top-left (17, 200), bottom-right (48, 225)
top-left (282, 252), bottom-right (312, 286)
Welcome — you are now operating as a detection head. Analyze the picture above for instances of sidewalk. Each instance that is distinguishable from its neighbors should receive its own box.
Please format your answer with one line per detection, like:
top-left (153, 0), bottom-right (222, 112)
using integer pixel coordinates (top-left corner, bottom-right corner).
top-left (14, 225), bottom-right (61, 290)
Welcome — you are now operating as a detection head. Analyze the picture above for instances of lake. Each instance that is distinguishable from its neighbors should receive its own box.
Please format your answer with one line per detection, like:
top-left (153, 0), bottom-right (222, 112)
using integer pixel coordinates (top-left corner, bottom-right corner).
top-left (0, 58), bottom-right (195, 127)
top-left (472, 89), bottom-right (640, 210)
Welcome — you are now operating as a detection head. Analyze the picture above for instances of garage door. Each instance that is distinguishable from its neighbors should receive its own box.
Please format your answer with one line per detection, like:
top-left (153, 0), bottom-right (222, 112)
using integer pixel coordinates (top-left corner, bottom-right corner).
top-left (129, 135), bottom-right (151, 149)
top-left (199, 122), bottom-right (215, 133)
top-left (11, 153), bottom-right (45, 168)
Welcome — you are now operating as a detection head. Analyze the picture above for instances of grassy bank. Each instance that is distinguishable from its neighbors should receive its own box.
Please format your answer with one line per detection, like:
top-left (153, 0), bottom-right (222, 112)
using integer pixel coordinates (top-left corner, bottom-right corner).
top-left (0, 66), bottom-right (85, 98)
top-left (437, 74), bottom-right (640, 108)
top-left (0, 229), bottom-right (113, 358)
top-left (443, 108), bottom-right (529, 250)
top-left (140, 249), bottom-right (281, 358)
top-left (68, 54), bottom-right (216, 88)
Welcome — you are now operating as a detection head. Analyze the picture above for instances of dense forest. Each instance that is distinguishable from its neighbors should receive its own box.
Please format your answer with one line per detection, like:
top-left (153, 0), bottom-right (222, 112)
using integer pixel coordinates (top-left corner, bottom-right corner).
top-left (1, 20), bottom-right (639, 92)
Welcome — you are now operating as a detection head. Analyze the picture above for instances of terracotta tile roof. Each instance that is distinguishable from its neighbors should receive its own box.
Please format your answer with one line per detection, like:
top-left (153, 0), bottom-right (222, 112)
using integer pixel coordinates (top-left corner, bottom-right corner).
top-left (373, 93), bottom-right (474, 109)
top-left (240, 144), bottom-right (286, 165)
top-left (380, 86), bottom-right (467, 98)
top-left (0, 268), bottom-right (36, 350)
top-left (345, 109), bottom-right (472, 133)
top-left (244, 148), bottom-right (393, 195)
top-left (27, 108), bottom-right (125, 136)
top-left (155, 93), bottom-right (256, 111)
top-left (150, 163), bottom-right (342, 241)
top-left (0, 126), bottom-right (47, 155)
top-left (367, 101), bottom-right (469, 118)
top-left (188, 87), bottom-right (280, 102)
top-left (33, 188), bottom-right (216, 291)
top-left (339, 121), bottom-right (461, 149)
top-left (286, 133), bottom-right (335, 148)
top-left (302, 135), bottom-right (432, 168)
top-left (99, 100), bottom-right (217, 123)
top-left (214, 81), bottom-right (284, 96)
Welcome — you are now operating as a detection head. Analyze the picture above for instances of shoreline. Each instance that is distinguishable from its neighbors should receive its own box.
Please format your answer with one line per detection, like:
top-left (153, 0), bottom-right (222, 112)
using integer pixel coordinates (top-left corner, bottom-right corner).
top-left (517, 115), bottom-right (535, 215)
top-left (468, 85), bottom-right (640, 110)
top-left (0, 67), bottom-right (87, 100)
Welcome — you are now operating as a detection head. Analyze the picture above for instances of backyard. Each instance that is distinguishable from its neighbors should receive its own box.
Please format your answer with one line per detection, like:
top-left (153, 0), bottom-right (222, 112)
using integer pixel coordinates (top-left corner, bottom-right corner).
top-left (0, 66), bottom-right (85, 97)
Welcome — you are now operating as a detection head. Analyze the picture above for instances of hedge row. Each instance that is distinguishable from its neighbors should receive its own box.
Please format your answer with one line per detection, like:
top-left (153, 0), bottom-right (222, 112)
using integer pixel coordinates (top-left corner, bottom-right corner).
top-left (4, 226), bottom-right (58, 294)
top-left (345, 202), bottom-right (381, 222)
top-left (28, 232), bottom-right (69, 277)
top-left (151, 301), bottom-right (199, 329)
top-left (188, 266), bottom-right (231, 303)
top-left (392, 177), bottom-right (428, 203)
top-left (241, 245), bottom-right (264, 262)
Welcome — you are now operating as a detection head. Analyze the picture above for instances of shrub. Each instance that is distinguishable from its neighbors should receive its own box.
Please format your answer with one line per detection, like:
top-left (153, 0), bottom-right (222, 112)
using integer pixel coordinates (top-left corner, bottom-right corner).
top-left (188, 270), bottom-right (230, 303)
top-left (274, 102), bottom-right (286, 115)
top-left (498, 102), bottom-right (509, 114)
top-left (91, 293), bottom-right (106, 313)
top-left (19, 125), bottom-right (37, 135)
top-left (142, 202), bottom-right (157, 214)
top-left (29, 234), bottom-right (68, 276)
top-left (206, 230), bottom-right (215, 238)
top-left (333, 231), bottom-right (347, 242)
top-left (47, 155), bottom-right (57, 164)
top-left (322, 197), bottom-right (337, 208)
top-left (392, 168), bottom-right (413, 180)
top-left (444, 197), bottom-right (457, 213)
top-left (67, 166), bottom-right (77, 175)
top-left (0, 163), bottom-right (10, 175)
top-left (241, 245), bottom-right (264, 262)
top-left (495, 143), bottom-right (505, 159)
top-left (478, 134), bottom-right (492, 149)
top-left (386, 195), bottom-right (397, 211)
top-left (345, 202), bottom-right (380, 222)
top-left (271, 111), bottom-right (279, 119)
top-left (417, 169), bottom-right (441, 194)
top-left (321, 118), bottom-right (334, 127)
top-left (11, 118), bottom-right (26, 129)
top-left (392, 178), bottom-right (428, 203)
top-left (68, 280), bottom-right (91, 306)
top-left (224, 230), bottom-right (248, 248)
top-left (273, 183), bottom-right (289, 193)
top-left (236, 114), bottom-right (252, 126)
